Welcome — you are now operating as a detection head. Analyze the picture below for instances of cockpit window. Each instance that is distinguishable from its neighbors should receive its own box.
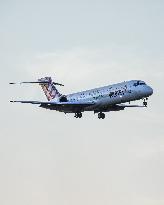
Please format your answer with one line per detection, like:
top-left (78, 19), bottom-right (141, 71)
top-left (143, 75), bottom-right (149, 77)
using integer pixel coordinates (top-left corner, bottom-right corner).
top-left (139, 82), bottom-right (146, 85)
top-left (134, 81), bottom-right (146, 86)
top-left (133, 81), bottom-right (140, 86)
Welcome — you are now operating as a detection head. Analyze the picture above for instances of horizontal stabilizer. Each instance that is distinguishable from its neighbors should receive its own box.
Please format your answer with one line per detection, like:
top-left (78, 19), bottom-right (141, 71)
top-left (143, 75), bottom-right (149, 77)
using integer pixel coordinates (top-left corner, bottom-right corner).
top-left (10, 100), bottom-right (47, 104)
top-left (9, 81), bottom-right (64, 86)
top-left (10, 81), bottom-right (48, 84)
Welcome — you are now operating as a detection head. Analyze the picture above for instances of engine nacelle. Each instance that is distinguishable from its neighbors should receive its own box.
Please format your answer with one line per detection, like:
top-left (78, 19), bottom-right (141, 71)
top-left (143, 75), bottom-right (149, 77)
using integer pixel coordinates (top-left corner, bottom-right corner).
top-left (59, 95), bottom-right (68, 102)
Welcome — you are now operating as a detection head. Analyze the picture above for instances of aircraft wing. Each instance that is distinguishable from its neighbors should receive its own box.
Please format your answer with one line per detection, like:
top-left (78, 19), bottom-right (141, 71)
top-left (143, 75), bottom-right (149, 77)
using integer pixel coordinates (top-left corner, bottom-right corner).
top-left (10, 100), bottom-right (95, 107)
top-left (117, 104), bottom-right (146, 108)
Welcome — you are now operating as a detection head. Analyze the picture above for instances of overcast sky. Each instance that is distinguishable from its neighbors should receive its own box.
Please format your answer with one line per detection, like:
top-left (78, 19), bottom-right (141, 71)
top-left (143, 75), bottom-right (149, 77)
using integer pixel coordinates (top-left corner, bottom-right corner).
top-left (0, 0), bottom-right (164, 205)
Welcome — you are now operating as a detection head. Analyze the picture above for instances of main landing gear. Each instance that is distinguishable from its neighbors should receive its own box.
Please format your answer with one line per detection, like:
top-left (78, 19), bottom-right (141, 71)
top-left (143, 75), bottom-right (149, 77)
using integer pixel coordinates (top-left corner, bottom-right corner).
top-left (143, 98), bottom-right (148, 107)
top-left (98, 112), bottom-right (105, 119)
top-left (74, 112), bottom-right (82, 118)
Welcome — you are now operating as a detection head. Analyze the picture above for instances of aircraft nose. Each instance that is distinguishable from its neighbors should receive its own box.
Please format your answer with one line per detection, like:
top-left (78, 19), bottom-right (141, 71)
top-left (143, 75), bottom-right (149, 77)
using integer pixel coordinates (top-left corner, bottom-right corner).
top-left (147, 86), bottom-right (153, 96)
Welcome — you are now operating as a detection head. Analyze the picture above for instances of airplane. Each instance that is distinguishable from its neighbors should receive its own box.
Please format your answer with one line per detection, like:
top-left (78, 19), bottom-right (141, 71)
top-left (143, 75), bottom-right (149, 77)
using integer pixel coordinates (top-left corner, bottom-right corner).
top-left (10, 77), bottom-right (153, 119)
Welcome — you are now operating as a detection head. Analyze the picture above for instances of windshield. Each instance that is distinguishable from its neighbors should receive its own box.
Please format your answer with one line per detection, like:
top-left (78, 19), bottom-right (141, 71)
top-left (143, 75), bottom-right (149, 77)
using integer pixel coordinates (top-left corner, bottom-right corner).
top-left (134, 81), bottom-right (146, 86)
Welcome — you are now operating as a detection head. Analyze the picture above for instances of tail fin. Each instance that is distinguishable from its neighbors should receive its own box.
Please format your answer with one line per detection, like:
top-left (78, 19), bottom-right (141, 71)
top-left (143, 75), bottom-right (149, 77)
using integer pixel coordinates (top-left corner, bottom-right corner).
top-left (9, 77), bottom-right (64, 102)
top-left (38, 77), bottom-right (62, 101)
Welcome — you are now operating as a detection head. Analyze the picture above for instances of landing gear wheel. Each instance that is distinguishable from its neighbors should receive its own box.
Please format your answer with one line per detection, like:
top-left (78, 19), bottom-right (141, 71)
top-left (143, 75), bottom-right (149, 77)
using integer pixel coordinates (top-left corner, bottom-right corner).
top-left (78, 112), bottom-right (82, 118)
top-left (143, 98), bottom-right (148, 107)
top-left (143, 101), bottom-right (147, 107)
top-left (74, 112), bottom-right (82, 118)
top-left (98, 112), bottom-right (105, 119)
top-left (102, 113), bottom-right (105, 119)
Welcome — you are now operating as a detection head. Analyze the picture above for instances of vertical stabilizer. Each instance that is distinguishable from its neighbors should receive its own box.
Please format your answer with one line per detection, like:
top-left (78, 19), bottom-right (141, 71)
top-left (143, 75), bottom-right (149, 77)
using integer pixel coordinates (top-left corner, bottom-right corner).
top-left (38, 77), bottom-right (62, 101)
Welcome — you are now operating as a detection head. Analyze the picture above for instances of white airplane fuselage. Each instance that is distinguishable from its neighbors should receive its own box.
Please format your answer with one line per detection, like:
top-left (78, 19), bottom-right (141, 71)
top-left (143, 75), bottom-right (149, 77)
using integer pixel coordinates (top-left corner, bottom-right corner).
top-left (10, 78), bottom-right (153, 119)
top-left (54, 80), bottom-right (153, 113)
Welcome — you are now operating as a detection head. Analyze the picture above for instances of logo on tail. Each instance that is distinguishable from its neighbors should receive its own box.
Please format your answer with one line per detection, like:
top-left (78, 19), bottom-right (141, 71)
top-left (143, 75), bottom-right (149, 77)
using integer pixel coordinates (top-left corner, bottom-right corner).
top-left (38, 77), bottom-right (62, 101)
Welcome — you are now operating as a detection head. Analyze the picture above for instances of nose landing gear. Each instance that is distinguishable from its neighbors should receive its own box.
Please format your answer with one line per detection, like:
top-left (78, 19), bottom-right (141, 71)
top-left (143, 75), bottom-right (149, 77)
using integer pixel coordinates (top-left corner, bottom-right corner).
top-left (98, 112), bottom-right (105, 119)
top-left (143, 98), bottom-right (148, 107)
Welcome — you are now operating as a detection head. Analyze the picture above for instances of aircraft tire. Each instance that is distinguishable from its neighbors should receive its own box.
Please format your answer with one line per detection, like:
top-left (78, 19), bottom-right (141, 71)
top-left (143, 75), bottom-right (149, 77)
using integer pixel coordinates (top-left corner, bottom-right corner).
top-left (78, 112), bottom-right (82, 118)
top-left (101, 113), bottom-right (105, 119)
top-left (98, 112), bottom-right (105, 119)
top-left (143, 101), bottom-right (147, 107)
top-left (74, 112), bottom-right (82, 118)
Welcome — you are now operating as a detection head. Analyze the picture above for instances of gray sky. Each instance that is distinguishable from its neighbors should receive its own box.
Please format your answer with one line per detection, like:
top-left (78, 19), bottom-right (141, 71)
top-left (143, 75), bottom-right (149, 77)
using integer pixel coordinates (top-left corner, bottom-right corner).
top-left (0, 0), bottom-right (164, 205)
